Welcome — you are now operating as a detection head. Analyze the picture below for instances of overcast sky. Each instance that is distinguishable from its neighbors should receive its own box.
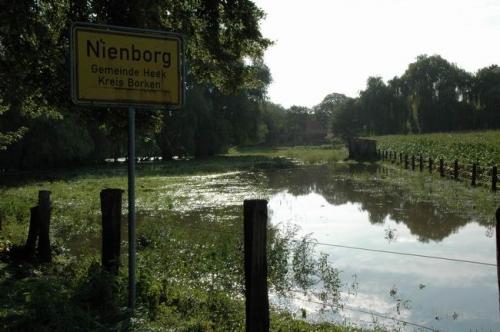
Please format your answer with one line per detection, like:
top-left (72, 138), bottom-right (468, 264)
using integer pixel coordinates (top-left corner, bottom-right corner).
top-left (253, 0), bottom-right (500, 108)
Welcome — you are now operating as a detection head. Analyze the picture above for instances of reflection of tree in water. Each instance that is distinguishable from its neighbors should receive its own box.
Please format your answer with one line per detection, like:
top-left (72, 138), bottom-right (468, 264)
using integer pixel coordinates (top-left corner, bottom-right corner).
top-left (265, 164), bottom-right (469, 242)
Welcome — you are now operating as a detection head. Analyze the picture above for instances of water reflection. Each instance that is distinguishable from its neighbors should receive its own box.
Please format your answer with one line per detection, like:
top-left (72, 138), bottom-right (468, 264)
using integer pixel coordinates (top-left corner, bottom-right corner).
top-left (265, 164), bottom-right (471, 242)
top-left (265, 164), bottom-right (498, 332)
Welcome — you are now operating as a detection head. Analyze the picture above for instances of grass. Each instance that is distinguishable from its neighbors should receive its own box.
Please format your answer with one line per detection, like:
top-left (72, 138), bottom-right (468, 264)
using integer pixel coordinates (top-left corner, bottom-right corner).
top-left (373, 130), bottom-right (500, 165)
top-left (227, 145), bottom-right (348, 165)
top-left (0, 150), bottom-right (363, 332)
top-left (2, 142), bottom-right (494, 331)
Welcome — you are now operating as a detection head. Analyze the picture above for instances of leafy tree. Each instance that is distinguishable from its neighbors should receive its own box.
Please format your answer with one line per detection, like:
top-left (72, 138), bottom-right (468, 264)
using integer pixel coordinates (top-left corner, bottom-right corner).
top-left (331, 98), bottom-right (360, 141)
top-left (472, 65), bottom-right (500, 129)
top-left (0, 0), bottom-right (272, 168)
top-left (400, 55), bottom-right (472, 133)
top-left (313, 93), bottom-right (348, 135)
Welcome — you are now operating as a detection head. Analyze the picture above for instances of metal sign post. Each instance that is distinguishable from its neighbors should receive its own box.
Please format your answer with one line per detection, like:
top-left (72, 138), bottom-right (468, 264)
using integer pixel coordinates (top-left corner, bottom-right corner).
top-left (127, 107), bottom-right (136, 309)
top-left (70, 22), bottom-right (185, 311)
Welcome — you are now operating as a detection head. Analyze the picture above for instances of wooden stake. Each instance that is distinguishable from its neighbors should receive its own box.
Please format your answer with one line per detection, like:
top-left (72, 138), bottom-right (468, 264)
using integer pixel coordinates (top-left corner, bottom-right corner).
top-left (472, 163), bottom-right (477, 187)
top-left (37, 191), bottom-right (51, 263)
top-left (496, 207), bottom-right (500, 315)
top-left (100, 189), bottom-right (123, 275)
top-left (25, 206), bottom-right (39, 256)
top-left (244, 199), bottom-right (269, 332)
top-left (493, 166), bottom-right (498, 192)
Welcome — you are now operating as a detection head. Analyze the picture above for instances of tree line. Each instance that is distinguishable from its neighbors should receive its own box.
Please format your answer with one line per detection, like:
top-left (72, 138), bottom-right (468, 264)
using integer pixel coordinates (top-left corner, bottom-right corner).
top-left (2, 2), bottom-right (500, 170)
top-left (0, 0), bottom-right (271, 170)
top-left (329, 55), bottom-right (500, 139)
top-left (260, 54), bottom-right (500, 146)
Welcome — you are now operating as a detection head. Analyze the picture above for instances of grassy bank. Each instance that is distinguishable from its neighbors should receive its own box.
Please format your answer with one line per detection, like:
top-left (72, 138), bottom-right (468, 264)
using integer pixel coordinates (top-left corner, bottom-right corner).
top-left (373, 131), bottom-right (500, 165)
top-left (0, 151), bottom-right (364, 331)
top-left (227, 145), bottom-right (348, 165)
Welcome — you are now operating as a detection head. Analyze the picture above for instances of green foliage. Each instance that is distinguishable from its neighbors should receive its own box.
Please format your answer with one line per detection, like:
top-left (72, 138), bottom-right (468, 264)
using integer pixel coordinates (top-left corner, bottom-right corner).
top-left (374, 131), bottom-right (500, 165)
top-left (326, 55), bottom-right (500, 139)
top-left (0, 0), bottom-right (272, 169)
top-left (228, 145), bottom-right (348, 165)
top-left (0, 156), bottom-right (351, 331)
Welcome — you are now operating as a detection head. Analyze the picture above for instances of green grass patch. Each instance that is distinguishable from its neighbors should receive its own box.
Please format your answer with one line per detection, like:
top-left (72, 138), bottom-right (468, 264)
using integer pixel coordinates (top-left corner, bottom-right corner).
top-left (227, 145), bottom-right (348, 165)
top-left (0, 154), bottom-right (358, 331)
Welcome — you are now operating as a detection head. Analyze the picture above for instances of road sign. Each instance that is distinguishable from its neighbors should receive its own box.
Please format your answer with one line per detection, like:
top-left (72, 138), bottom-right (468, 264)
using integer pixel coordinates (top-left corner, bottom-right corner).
top-left (71, 23), bottom-right (184, 108)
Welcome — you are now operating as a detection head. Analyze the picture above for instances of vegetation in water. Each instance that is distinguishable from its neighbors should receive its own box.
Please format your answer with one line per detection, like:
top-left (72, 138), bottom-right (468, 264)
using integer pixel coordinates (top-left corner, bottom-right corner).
top-left (0, 156), bottom-right (364, 331)
top-left (227, 145), bottom-right (348, 165)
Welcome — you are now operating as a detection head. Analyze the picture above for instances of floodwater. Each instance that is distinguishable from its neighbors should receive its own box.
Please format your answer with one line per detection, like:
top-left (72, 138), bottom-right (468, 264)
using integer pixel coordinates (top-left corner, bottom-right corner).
top-left (69, 163), bottom-right (499, 331)
top-left (264, 165), bottom-right (498, 332)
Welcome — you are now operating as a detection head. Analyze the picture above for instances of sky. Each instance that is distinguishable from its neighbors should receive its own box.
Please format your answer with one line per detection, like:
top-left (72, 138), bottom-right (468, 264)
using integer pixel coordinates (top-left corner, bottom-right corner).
top-left (253, 0), bottom-right (500, 108)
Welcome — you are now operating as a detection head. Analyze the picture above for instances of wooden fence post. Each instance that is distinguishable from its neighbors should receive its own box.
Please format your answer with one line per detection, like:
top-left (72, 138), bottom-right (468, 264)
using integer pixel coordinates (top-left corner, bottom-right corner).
top-left (37, 191), bottom-right (51, 263)
top-left (429, 158), bottom-right (433, 173)
top-left (454, 160), bottom-right (459, 180)
top-left (25, 206), bottom-right (39, 257)
top-left (493, 166), bottom-right (498, 192)
top-left (496, 207), bottom-right (500, 314)
top-left (244, 199), bottom-right (269, 332)
top-left (399, 153), bottom-right (403, 165)
top-left (419, 155), bottom-right (423, 172)
top-left (404, 154), bottom-right (408, 169)
top-left (471, 163), bottom-right (477, 187)
top-left (439, 159), bottom-right (444, 177)
top-left (411, 155), bottom-right (415, 171)
top-left (100, 189), bottom-right (123, 275)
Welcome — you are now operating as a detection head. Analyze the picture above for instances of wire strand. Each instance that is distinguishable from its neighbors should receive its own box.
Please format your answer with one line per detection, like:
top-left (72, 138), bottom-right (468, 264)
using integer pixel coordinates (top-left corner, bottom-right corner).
top-left (165, 223), bottom-right (497, 267)
top-left (301, 240), bottom-right (497, 267)
top-left (288, 295), bottom-right (438, 332)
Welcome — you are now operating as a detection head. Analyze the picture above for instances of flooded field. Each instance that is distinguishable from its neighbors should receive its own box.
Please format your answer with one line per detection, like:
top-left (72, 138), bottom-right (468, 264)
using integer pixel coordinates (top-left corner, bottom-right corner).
top-left (264, 165), bottom-right (498, 332)
top-left (149, 164), bottom-right (498, 331)
top-left (61, 163), bottom-right (498, 331)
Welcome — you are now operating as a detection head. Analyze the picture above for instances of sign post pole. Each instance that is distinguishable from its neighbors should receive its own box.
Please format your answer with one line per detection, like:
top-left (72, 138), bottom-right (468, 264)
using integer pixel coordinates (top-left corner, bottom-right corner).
top-left (127, 106), bottom-right (136, 310)
top-left (70, 22), bottom-right (184, 311)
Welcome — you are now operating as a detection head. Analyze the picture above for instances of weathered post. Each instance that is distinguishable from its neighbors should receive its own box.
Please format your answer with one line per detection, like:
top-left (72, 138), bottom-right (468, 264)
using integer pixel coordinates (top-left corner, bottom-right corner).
top-left (471, 163), bottom-right (477, 187)
top-left (100, 189), bottom-right (123, 275)
top-left (429, 158), bottom-right (433, 173)
top-left (493, 166), bottom-right (498, 192)
top-left (419, 155), bottom-right (423, 172)
top-left (454, 160), bottom-right (459, 180)
top-left (496, 208), bottom-right (500, 313)
top-left (411, 155), bottom-right (415, 171)
top-left (404, 154), bottom-right (408, 169)
top-left (244, 199), bottom-right (269, 332)
top-left (37, 191), bottom-right (51, 263)
top-left (25, 206), bottom-right (39, 256)
top-left (399, 152), bottom-right (403, 165)
top-left (439, 159), bottom-right (444, 177)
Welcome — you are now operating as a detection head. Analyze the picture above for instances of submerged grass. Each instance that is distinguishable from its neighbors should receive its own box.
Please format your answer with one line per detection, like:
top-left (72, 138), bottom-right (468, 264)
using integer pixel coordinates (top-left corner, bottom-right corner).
top-left (228, 145), bottom-right (348, 165)
top-left (0, 152), bottom-right (364, 331)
